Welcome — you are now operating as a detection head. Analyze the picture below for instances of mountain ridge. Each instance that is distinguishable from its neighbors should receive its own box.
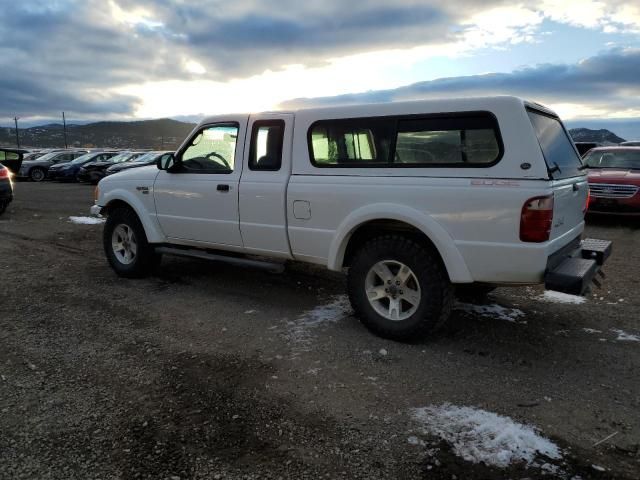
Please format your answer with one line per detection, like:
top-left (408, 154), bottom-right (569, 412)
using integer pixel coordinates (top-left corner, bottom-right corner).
top-left (0, 118), bottom-right (196, 149)
top-left (0, 119), bottom-right (629, 149)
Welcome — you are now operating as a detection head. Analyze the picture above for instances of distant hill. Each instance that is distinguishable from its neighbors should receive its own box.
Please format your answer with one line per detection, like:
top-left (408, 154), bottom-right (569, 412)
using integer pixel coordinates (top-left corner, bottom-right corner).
top-left (0, 118), bottom-right (196, 149)
top-left (569, 128), bottom-right (625, 145)
top-left (1, 119), bottom-right (629, 150)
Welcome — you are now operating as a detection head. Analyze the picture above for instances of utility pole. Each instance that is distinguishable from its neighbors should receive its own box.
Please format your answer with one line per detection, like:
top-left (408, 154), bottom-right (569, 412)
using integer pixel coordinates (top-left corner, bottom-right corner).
top-left (13, 117), bottom-right (20, 148)
top-left (62, 111), bottom-right (68, 148)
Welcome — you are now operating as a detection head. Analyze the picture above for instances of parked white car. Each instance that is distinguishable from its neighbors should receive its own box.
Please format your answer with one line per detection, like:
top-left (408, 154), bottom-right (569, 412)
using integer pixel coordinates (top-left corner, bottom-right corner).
top-left (91, 96), bottom-right (610, 340)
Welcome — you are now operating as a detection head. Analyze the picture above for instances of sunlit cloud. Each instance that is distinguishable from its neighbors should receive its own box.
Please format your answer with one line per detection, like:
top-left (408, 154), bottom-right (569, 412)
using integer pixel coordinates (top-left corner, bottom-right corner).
top-left (1, 0), bottom-right (639, 129)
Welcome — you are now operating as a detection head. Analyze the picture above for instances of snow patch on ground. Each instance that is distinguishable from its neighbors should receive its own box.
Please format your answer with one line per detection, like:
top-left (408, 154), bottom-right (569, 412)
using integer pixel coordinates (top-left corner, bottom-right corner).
top-left (611, 329), bottom-right (640, 342)
top-left (285, 295), bottom-right (351, 351)
top-left (68, 216), bottom-right (105, 225)
top-left (582, 328), bottom-right (602, 334)
top-left (411, 404), bottom-right (561, 469)
top-left (538, 290), bottom-right (586, 305)
top-left (455, 302), bottom-right (526, 323)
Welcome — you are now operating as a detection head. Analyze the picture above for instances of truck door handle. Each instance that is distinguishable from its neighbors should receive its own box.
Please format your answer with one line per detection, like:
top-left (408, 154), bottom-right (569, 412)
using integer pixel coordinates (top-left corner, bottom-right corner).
top-left (217, 184), bottom-right (230, 192)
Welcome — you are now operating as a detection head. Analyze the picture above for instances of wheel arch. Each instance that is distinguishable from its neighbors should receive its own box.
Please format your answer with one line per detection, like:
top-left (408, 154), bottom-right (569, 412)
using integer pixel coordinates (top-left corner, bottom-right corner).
top-left (100, 189), bottom-right (165, 244)
top-left (327, 204), bottom-right (473, 283)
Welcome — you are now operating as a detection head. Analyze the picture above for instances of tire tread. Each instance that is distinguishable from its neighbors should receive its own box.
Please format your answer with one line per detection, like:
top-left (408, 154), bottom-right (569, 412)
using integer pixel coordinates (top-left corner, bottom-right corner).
top-left (347, 234), bottom-right (453, 340)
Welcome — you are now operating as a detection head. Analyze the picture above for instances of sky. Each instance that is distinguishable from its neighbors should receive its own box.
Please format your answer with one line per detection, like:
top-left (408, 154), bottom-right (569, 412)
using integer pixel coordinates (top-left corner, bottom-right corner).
top-left (1, 0), bottom-right (639, 138)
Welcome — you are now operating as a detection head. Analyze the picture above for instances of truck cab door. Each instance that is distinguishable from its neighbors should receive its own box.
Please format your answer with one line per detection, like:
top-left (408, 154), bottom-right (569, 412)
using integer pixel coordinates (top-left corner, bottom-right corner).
top-left (238, 113), bottom-right (294, 258)
top-left (153, 117), bottom-right (248, 248)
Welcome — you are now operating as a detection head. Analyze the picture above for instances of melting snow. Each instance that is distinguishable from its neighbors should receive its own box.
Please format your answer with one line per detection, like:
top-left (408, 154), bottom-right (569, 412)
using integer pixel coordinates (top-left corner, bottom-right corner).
top-left (411, 404), bottom-right (561, 469)
top-left (455, 302), bottom-right (526, 323)
top-left (582, 328), bottom-right (602, 334)
top-left (68, 216), bottom-right (105, 225)
top-left (538, 290), bottom-right (586, 305)
top-left (285, 295), bottom-right (351, 351)
top-left (611, 329), bottom-right (640, 342)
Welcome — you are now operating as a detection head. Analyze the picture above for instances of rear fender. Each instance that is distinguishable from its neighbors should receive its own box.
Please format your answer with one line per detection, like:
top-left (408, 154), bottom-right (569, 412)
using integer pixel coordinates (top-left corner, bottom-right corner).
top-left (327, 203), bottom-right (473, 283)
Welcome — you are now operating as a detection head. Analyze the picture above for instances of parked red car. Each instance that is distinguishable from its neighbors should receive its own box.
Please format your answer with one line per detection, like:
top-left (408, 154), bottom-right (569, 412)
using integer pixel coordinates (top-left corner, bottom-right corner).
top-left (584, 147), bottom-right (640, 214)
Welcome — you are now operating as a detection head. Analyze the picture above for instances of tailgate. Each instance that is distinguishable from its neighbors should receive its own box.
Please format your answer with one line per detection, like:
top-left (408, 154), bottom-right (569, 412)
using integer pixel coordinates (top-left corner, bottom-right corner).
top-left (550, 177), bottom-right (588, 240)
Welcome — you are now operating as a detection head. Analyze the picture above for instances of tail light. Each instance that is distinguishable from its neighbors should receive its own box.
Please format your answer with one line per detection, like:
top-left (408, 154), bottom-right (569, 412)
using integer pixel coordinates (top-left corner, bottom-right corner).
top-left (0, 168), bottom-right (8, 180)
top-left (584, 187), bottom-right (591, 214)
top-left (520, 194), bottom-right (554, 243)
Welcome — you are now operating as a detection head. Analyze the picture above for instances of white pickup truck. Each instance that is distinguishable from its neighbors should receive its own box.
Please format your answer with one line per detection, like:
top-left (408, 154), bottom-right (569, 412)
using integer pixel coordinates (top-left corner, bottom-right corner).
top-left (92, 96), bottom-right (610, 340)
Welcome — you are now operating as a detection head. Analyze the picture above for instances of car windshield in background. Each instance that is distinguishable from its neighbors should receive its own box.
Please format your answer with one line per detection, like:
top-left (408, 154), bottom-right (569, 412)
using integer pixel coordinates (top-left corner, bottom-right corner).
top-left (584, 150), bottom-right (640, 170)
top-left (110, 152), bottom-right (137, 163)
top-left (131, 152), bottom-right (156, 163)
top-left (527, 109), bottom-right (583, 179)
top-left (71, 153), bottom-right (98, 164)
top-left (31, 151), bottom-right (60, 162)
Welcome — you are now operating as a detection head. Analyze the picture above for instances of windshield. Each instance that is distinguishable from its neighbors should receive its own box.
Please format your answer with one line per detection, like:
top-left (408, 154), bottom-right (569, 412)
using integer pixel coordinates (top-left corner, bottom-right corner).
top-left (527, 109), bottom-right (584, 179)
top-left (109, 152), bottom-right (137, 163)
top-left (71, 153), bottom-right (99, 164)
top-left (584, 150), bottom-right (640, 170)
top-left (30, 151), bottom-right (60, 162)
top-left (131, 152), bottom-right (158, 163)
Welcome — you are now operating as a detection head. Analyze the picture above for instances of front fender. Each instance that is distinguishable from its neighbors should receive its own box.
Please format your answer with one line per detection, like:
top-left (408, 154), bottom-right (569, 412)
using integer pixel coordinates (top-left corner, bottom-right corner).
top-left (99, 187), bottom-right (166, 244)
top-left (327, 203), bottom-right (473, 283)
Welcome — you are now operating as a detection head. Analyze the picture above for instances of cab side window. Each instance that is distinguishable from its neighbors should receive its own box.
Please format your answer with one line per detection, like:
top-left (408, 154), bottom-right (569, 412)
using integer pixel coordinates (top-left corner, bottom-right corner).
top-left (180, 124), bottom-right (238, 173)
top-left (249, 120), bottom-right (284, 171)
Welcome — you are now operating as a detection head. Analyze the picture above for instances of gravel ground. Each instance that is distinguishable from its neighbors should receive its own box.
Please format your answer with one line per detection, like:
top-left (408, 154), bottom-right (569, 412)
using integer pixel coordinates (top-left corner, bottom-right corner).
top-left (0, 181), bottom-right (639, 479)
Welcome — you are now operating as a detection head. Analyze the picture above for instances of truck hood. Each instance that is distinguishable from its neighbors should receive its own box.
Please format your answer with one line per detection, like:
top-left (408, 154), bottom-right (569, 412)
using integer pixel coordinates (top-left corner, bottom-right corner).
top-left (588, 169), bottom-right (640, 184)
top-left (99, 164), bottom-right (158, 186)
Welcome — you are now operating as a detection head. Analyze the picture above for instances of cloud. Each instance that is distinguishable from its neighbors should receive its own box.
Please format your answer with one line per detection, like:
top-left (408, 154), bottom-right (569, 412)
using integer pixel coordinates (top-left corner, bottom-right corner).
top-left (1, 0), bottom-right (639, 121)
top-left (280, 48), bottom-right (640, 120)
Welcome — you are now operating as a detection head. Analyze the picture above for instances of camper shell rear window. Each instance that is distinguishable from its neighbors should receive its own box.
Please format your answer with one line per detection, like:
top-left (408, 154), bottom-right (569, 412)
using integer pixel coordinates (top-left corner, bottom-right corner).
top-left (527, 108), bottom-right (584, 179)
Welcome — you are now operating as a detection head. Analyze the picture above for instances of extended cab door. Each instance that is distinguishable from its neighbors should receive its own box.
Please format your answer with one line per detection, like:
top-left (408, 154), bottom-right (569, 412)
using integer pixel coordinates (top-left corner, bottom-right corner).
top-left (153, 117), bottom-right (248, 247)
top-left (238, 113), bottom-right (294, 258)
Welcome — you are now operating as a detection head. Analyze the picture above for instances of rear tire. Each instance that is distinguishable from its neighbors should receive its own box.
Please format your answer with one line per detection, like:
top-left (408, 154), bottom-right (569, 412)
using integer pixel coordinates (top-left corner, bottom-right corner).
top-left (30, 168), bottom-right (45, 182)
top-left (347, 234), bottom-right (453, 341)
top-left (0, 202), bottom-right (6, 215)
top-left (103, 207), bottom-right (161, 278)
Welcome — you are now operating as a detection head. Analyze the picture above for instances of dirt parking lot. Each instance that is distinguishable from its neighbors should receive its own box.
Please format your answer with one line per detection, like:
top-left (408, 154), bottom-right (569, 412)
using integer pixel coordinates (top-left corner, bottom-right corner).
top-left (1, 182), bottom-right (639, 479)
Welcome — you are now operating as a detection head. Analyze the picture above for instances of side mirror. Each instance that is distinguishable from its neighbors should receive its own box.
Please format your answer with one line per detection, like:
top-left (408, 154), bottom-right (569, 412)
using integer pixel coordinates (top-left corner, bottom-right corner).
top-left (157, 153), bottom-right (176, 171)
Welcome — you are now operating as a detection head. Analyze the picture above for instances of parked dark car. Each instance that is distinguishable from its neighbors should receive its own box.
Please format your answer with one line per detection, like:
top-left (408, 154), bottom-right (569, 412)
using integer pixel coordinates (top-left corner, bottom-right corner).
top-left (0, 163), bottom-right (13, 215)
top-left (574, 142), bottom-right (600, 157)
top-left (104, 151), bottom-right (173, 176)
top-left (48, 151), bottom-right (119, 181)
top-left (585, 147), bottom-right (640, 215)
top-left (18, 150), bottom-right (88, 182)
top-left (77, 151), bottom-right (144, 184)
top-left (0, 148), bottom-right (28, 174)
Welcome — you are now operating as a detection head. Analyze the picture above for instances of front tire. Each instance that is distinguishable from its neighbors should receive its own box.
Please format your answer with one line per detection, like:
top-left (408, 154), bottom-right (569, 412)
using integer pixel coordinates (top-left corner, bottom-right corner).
top-left (347, 235), bottom-right (453, 341)
top-left (30, 168), bottom-right (46, 182)
top-left (103, 207), bottom-right (161, 278)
